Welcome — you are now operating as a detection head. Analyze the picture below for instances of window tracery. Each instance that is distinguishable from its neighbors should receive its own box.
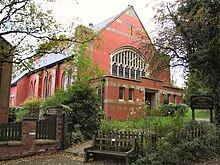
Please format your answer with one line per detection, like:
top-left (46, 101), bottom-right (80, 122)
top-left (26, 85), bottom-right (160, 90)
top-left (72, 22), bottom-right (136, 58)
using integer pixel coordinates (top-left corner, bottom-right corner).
top-left (110, 47), bottom-right (148, 79)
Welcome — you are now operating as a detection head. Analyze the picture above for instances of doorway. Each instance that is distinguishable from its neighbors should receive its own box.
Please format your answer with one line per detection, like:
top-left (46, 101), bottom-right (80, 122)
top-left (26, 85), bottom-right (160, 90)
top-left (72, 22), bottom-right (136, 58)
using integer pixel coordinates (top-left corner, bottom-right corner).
top-left (145, 90), bottom-right (157, 108)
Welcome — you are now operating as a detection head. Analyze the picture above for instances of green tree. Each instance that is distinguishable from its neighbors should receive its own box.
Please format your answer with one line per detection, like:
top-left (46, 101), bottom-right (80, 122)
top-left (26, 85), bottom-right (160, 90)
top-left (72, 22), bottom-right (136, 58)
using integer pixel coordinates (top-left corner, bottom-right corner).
top-left (41, 39), bottom-right (103, 137)
top-left (151, 0), bottom-right (220, 124)
top-left (63, 83), bottom-right (101, 138)
top-left (184, 72), bottom-right (211, 105)
top-left (64, 25), bottom-right (103, 84)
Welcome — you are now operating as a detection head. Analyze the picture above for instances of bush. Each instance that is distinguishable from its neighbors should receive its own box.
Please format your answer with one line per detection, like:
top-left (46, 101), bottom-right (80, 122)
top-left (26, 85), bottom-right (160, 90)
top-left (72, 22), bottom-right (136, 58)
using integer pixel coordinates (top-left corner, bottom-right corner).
top-left (176, 104), bottom-right (190, 116)
top-left (70, 124), bottom-right (84, 143)
top-left (40, 89), bottom-right (66, 111)
top-left (158, 103), bottom-right (190, 117)
top-left (63, 83), bottom-right (102, 138)
top-left (159, 103), bottom-right (176, 116)
top-left (135, 122), bottom-right (219, 164)
top-left (8, 105), bottom-right (17, 122)
top-left (16, 108), bottom-right (30, 122)
top-left (21, 97), bottom-right (43, 119)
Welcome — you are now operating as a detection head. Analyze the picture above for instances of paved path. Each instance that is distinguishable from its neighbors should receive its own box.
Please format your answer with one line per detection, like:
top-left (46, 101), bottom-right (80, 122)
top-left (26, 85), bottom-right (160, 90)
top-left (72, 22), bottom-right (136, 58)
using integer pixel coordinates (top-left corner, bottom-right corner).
top-left (64, 140), bottom-right (92, 156)
top-left (0, 140), bottom-right (124, 165)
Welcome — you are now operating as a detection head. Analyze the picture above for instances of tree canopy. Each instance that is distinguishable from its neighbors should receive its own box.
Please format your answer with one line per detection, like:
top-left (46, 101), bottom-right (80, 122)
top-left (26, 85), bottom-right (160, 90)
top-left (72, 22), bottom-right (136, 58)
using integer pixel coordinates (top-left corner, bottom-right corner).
top-left (152, 0), bottom-right (220, 123)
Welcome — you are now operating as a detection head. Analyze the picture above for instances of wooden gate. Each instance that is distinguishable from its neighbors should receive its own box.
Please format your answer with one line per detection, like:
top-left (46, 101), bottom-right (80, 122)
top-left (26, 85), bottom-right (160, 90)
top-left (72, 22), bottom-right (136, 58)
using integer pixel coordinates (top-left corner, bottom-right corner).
top-left (36, 116), bottom-right (56, 140)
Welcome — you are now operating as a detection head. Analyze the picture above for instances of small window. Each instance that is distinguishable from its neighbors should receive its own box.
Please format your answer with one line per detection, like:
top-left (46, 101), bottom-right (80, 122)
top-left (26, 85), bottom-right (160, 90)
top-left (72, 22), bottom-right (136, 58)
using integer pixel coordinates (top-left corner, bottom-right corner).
top-left (164, 94), bottom-right (169, 105)
top-left (173, 95), bottom-right (177, 104)
top-left (119, 87), bottom-right (125, 100)
top-left (11, 96), bottom-right (14, 105)
top-left (129, 88), bottom-right (134, 101)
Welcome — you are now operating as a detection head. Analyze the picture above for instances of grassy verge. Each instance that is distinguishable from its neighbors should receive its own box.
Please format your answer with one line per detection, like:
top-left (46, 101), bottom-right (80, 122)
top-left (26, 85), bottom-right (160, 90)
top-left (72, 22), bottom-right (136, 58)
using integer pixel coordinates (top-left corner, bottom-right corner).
top-left (101, 116), bottom-right (192, 131)
top-left (185, 109), bottom-right (210, 119)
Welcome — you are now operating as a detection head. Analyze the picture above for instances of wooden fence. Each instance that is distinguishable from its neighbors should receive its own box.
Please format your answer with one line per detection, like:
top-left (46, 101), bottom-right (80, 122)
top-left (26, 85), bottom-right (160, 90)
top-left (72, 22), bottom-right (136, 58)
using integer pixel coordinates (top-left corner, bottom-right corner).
top-left (0, 122), bottom-right (22, 141)
top-left (0, 116), bottom-right (57, 142)
top-left (98, 126), bottom-right (207, 155)
top-left (36, 116), bottom-right (56, 140)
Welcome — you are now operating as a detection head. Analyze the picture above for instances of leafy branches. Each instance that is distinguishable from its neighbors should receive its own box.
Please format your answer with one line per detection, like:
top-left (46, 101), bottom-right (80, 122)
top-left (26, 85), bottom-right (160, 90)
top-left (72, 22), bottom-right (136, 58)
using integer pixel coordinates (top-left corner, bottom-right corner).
top-left (0, 0), bottom-right (97, 71)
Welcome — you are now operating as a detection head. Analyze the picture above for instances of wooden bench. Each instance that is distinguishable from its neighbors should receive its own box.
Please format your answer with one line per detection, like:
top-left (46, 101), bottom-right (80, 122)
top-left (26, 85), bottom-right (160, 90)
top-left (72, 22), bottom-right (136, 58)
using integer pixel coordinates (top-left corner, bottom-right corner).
top-left (84, 136), bottom-right (136, 164)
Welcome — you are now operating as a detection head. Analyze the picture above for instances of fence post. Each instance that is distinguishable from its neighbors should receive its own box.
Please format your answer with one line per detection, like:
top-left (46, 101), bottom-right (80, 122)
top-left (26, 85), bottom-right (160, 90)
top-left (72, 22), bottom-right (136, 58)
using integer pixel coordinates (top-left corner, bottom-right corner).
top-left (151, 133), bottom-right (157, 149)
top-left (57, 115), bottom-right (65, 149)
top-left (22, 118), bottom-right (37, 149)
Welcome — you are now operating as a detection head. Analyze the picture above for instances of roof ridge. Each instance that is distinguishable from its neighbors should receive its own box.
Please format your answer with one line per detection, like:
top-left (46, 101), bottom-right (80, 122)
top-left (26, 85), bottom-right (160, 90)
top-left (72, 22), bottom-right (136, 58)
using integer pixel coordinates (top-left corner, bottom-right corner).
top-left (92, 5), bottom-right (133, 32)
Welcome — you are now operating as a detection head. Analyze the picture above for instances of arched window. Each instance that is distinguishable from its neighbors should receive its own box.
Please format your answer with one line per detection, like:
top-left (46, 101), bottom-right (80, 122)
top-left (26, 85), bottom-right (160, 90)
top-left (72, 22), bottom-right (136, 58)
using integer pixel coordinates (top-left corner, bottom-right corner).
top-left (68, 71), bottom-right (75, 85)
top-left (29, 81), bottom-right (34, 97)
top-left (62, 72), bottom-right (67, 90)
top-left (43, 77), bottom-right (47, 98)
top-left (33, 80), bottom-right (36, 97)
top-left (110, 47), bottom-right (148, 79)
top-left (48, 76), bottom-right (52, 96)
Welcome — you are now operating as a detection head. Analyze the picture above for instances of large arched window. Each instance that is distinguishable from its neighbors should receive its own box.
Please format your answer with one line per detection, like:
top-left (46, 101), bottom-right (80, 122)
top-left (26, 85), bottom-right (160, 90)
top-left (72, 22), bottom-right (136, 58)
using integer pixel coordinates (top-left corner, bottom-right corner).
top-left (110, 47), bottom-right (148, 79)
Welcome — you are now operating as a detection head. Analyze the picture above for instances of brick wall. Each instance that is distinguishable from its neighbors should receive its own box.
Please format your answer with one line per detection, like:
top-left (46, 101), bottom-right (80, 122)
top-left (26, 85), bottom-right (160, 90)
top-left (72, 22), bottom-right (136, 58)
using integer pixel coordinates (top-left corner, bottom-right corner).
top-left (0, 115), bottom-right (64, 160)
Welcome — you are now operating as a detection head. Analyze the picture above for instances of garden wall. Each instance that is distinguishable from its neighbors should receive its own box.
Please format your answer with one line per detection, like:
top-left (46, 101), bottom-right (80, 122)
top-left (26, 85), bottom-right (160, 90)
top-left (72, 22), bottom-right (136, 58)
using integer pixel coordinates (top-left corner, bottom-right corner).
top-left (0, 116), bottom-right (64, 160)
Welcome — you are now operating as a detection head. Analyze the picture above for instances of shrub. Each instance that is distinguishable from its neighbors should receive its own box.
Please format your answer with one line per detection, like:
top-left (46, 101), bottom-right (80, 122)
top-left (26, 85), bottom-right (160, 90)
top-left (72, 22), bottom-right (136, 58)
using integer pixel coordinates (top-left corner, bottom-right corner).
top-left (16, 108), bottom-right (30, 122)
top-left (176, 103), bottom-right (190, 116)
top-left (40, 89), bottom-right (66, 111)
top-left (158, 103), bottom-right (190, 117)
top-left (21, 97), bottom-right (43, 119)
top-left (135, 122), bottom-right (219, 164)
top-left (63, 83), bottom-right (102, 138)
top-left (8, 105), bottom-right (17, 122)
top-left (159, 103), bottom-right (176, 116)
top-left (70, 124), bottom-right (84, 143)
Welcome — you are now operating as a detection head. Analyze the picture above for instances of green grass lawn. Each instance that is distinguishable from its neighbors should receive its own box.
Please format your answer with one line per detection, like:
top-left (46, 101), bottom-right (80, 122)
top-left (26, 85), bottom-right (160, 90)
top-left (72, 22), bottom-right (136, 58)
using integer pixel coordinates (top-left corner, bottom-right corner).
top-left (101, 115), bottom-right (192, 131)
top-left (185, 109), bottom-right (210, 119)
top-left (101, 109), bottom-right (211, 131)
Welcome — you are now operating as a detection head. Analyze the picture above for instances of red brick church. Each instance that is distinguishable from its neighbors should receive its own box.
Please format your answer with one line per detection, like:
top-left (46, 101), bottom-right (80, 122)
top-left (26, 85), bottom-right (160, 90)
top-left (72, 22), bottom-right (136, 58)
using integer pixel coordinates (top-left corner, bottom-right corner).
top-left (10, 6), bottom-right (183, 120)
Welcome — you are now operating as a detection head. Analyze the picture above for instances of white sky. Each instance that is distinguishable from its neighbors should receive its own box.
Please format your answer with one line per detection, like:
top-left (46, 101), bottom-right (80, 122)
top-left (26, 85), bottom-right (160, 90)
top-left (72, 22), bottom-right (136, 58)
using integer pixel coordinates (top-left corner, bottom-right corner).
top-left (47, 0), bottom-right (185, 87)
top-left (49, 0), bottom-right (159, 35)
